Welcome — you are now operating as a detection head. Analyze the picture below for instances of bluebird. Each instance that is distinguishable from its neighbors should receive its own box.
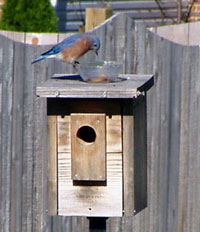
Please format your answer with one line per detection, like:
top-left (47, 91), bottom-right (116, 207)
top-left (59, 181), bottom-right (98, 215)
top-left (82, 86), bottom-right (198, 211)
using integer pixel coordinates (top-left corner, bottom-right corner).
top-left (32, 33), bottom-right (100, 67)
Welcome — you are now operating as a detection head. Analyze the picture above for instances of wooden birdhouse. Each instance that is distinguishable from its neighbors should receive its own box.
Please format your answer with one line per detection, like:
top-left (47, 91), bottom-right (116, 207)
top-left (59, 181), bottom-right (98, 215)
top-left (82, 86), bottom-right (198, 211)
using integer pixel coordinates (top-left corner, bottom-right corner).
top-left (36, 74), bottom-right (154, 217)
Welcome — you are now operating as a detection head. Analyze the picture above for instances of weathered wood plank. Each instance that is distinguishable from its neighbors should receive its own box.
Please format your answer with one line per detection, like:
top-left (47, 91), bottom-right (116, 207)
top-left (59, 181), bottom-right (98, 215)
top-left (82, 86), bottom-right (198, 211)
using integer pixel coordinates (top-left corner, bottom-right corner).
top-left (122, 100), bottom-right (134, 216)
top-left (0, 34), bottom-right (14, 232)
top-left (71, 113), bottom-right (106, 181)
top-left (85, 8), bottom-right (113, 32)
top-left (106, 115), bottom-right (122, 153)
top-left (57, 115), bottom-right (71, 153)
top-left (138, 29), bottom-right (163, 232)
top-left (21, 43), bottom-right (35, 232)
top-left (166, 42), bottom-right (183, 232)
top-left (176, 46), bottom-right (191, 232)
top-left (177, 46), bottom-right (200, 232)
top-left (56, 108), bottom-right (122, 152)
top-left (47, 116), bottom-right (58, 215)
top-left (0, 83), bottom-right (1, 113)
top-left (36, 75), bottom-right (154, 99)
top-left (125, 16), bottom-right (136, 74)
top-left (10, 41), bottom-right (25, 232)
top-left (58, 152), bottom-right (122, 217)
top-left (31, 43), bottom-right (49, 232)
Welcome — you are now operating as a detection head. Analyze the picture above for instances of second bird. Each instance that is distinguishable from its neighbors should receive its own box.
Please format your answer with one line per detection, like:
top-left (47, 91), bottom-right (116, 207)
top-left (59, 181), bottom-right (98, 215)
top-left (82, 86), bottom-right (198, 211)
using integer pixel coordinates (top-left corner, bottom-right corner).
top-left (32, 33), bottom-right (100, 67)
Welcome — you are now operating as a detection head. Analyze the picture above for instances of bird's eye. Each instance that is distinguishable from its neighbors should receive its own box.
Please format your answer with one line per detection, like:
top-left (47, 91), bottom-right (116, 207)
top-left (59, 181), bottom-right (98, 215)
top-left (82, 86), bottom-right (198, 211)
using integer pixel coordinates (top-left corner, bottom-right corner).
top-left (93, 43), bottom-right (97, 47)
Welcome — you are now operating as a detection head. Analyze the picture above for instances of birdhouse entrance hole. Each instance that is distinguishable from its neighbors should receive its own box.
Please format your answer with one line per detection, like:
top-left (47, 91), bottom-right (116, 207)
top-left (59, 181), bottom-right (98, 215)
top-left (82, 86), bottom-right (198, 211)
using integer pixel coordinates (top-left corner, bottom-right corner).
top-left (76, 125), bottom-right (96, 144)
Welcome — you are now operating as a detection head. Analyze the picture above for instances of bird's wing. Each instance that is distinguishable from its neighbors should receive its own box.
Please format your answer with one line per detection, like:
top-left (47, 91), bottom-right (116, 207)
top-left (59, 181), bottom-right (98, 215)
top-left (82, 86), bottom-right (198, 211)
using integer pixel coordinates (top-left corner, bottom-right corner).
top-left (42, 33), bottom-right (85, 56)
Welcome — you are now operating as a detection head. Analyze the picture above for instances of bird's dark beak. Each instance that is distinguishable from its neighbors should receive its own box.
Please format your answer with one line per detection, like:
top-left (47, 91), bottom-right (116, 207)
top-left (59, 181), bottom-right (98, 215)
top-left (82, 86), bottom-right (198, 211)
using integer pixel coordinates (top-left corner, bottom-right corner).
top-left (95, 50), bottom-right (98, 56)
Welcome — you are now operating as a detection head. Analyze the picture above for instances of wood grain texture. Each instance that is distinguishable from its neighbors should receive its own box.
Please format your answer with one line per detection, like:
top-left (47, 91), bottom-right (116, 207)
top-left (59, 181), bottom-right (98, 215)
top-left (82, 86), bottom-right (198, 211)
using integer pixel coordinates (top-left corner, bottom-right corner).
top-left (31, 43), bottom-right (50, 232)
top-left (47, 116), bottom-right (58, 215)
top-left (177, 46), bottom-right (200, 232)
top-left (0, 83), bottom-right (1, 113)
top-left (10, 41), bottom-right (25, 232)
top-left (36, 74), bottom-right (154, 99)
top-left (0, 34), bottom-right (14, 232)
top-left (122, 100), bottom-right (135, 216)
top-left (57, 116), bottom-right (71, 153)
top-left (71, 113), bottom-right (106, 181)
top-left (58, 152), bottom-right (122, 217)
top-left (85, 8), bottom-right (113, 32)
top-left (106, 115), bottom-right (122, 153)
top-left (57, 114), bottom-right (122, 154)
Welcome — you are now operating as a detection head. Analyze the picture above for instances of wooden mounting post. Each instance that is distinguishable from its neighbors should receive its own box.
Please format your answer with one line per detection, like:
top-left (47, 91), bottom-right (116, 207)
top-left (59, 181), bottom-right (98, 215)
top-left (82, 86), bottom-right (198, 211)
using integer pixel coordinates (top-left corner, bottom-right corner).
top-left (88, 217), bottom-right (107, 232)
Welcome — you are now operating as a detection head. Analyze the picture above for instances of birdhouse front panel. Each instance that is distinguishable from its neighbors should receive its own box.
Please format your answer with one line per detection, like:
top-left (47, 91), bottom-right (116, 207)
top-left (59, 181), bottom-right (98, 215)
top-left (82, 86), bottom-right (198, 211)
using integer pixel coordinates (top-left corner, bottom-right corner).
top-left (71, 113), bottom-right (106, 181)
top-left (58, 152), bottom-right (122, 216)
top-left (51, 101), bottom-right (123, 216)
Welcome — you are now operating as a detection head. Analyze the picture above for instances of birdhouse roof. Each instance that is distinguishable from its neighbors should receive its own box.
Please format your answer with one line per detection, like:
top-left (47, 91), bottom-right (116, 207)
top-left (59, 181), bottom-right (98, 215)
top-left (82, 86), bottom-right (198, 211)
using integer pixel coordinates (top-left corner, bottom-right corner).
top-left (36, 74), bottom-right (154, 99)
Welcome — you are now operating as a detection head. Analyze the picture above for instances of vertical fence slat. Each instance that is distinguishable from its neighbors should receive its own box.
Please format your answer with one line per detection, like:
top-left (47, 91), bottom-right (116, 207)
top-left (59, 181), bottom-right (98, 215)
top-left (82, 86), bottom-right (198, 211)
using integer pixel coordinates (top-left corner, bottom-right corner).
top-left (167, 42), bottom-right (182, 232)
top-left (184, 47), bottom-right (200, 232)
top-left (21, 44), bottom-right (36, 232)
top-left (0, 35), bottom-right (14, 232)
top-left (31, 44), bottom-right (49, 232)
top-left (177, 46), bottom-right (191, 232)
top-left (10, 41), bottom-right (25, 232)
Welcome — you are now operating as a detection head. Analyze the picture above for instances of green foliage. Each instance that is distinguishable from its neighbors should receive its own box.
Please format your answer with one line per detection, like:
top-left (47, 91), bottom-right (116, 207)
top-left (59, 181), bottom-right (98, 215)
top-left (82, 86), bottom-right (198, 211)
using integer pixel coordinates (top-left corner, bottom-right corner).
top-left (0, 0), bottom-right (58, 32)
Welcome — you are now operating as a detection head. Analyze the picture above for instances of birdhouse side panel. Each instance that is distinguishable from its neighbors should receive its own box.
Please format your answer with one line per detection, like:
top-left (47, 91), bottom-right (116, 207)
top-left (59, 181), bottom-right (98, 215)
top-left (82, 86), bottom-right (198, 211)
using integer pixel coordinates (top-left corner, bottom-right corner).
top-left (133, 95), bottom-right (147, 214)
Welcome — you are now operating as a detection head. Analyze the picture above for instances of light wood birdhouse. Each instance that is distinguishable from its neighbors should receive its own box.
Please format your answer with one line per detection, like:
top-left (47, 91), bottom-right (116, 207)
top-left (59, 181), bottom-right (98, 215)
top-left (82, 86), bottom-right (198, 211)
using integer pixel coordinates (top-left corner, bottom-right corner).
top-left (36, 74), bottom-right (154, 217)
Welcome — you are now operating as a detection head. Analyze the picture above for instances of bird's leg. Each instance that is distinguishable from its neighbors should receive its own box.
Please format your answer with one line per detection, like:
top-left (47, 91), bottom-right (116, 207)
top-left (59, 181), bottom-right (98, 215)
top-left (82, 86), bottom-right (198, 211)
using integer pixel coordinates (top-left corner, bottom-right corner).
top-left (72, 60), bottom-right (80, 69)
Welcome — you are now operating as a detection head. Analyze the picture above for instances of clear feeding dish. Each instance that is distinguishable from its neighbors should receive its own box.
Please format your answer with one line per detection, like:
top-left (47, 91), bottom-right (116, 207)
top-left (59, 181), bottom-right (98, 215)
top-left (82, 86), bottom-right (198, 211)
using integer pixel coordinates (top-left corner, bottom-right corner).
top-left (78, 61), bottom-right (123, 82)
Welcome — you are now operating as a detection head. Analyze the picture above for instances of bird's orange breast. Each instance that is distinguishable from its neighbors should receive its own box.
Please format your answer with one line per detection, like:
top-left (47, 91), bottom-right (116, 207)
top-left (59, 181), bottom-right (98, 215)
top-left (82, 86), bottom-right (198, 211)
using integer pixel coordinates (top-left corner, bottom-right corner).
top-left (62, 37), bottom-right (92, 63)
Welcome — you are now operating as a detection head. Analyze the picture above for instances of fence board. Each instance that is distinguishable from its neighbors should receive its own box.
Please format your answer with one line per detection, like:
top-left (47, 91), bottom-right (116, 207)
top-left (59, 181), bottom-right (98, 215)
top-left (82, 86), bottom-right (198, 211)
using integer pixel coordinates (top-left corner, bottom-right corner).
top-left (167, 42), bottom-right (183, 232)
top-left (21, 44), bottom-right (35, 232)
top-left (10, 41), bottom-right (26, 232)
top-left (31, 44), bottom-right (49, 232)
top-left (176, 46), bottom-right (191, 232)
top-left (183, 47), bottom-right (200, 232)
top-left (0, 35), bottom-right (14, 232)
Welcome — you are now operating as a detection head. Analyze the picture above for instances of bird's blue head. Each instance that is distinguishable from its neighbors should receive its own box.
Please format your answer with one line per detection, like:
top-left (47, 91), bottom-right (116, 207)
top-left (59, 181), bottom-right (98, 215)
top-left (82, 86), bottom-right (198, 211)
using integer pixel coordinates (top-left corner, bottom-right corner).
top-left (89, 34), bottom-right (101, 55)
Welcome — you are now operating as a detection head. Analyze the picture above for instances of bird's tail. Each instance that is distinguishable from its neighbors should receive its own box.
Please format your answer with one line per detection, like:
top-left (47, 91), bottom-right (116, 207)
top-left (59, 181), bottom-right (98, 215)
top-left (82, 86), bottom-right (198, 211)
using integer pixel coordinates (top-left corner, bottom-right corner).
top-left (31, 55), bottom-right (48, 64)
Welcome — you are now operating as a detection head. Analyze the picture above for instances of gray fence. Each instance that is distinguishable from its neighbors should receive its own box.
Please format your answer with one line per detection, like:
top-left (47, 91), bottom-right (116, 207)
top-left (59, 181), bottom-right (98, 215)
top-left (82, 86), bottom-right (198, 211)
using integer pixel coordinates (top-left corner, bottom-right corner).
top-left (0, 13), bottom-right (200, 232)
